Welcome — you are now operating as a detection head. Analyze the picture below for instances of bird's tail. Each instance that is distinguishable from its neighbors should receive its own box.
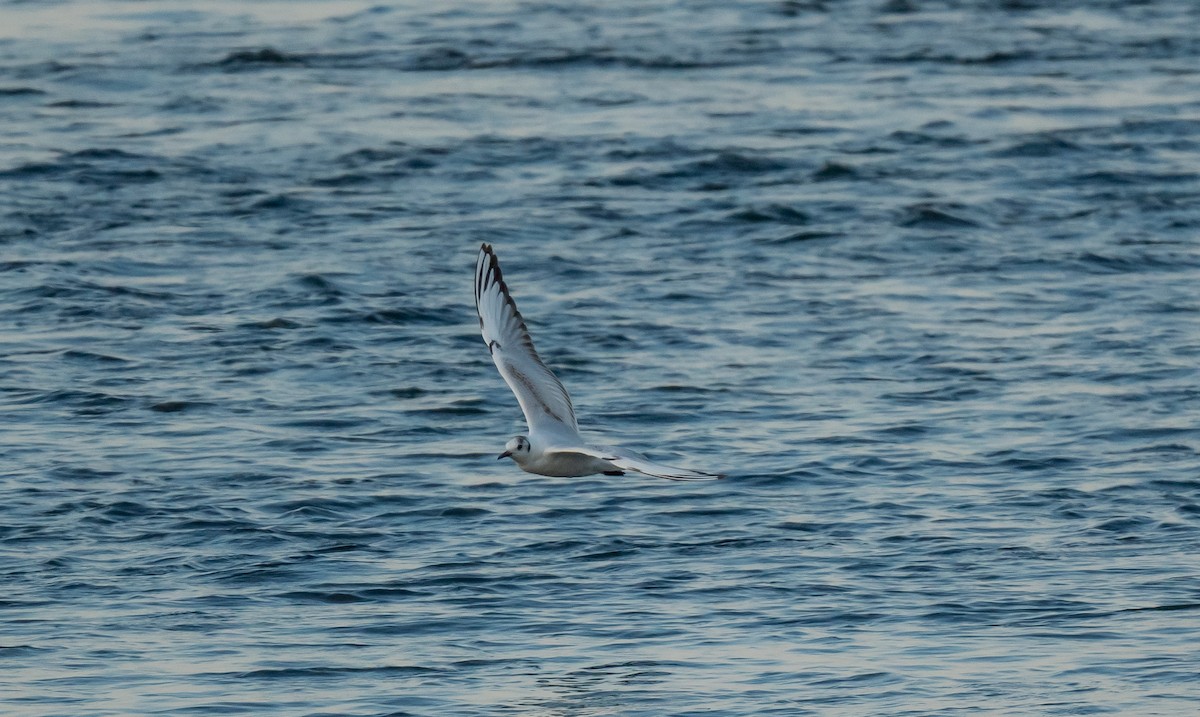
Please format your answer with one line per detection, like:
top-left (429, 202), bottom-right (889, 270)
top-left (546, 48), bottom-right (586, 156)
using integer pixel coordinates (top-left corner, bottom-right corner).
top-left (608, 451), bottom-right (724, 482)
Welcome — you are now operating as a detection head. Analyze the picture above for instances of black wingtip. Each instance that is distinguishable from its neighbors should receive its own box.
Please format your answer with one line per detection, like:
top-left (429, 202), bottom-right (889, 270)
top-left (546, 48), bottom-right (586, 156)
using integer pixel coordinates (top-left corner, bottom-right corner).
top-left (478, 243), bottom-right (504, 287)
top-left (475, 243), bottom-right (535, 351)
top-left (476, 244), bottom-right (503, 308)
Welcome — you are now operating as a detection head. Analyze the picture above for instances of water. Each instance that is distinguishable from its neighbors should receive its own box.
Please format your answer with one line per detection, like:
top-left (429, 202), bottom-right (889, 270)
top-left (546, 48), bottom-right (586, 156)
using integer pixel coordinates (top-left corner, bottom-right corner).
top-left (2, 0), bottom-right (1199, 714)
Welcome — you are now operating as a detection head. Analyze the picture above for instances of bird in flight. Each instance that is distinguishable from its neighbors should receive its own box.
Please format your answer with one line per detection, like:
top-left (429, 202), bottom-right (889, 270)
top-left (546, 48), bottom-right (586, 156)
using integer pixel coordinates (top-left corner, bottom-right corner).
top-left (474, 243), bottom-right (723, 481)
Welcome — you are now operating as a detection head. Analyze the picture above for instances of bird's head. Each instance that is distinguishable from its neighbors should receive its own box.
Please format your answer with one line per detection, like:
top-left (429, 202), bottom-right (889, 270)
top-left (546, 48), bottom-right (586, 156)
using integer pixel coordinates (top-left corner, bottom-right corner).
top-left (498, 435), bottom-right (531, 464)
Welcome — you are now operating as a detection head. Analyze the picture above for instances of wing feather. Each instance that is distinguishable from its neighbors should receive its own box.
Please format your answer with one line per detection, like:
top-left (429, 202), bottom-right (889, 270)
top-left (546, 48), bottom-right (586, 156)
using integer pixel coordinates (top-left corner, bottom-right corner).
top-left (475, 244), bottom-right (578, 437)
top-left (561, 445), bottom-right (724, 482)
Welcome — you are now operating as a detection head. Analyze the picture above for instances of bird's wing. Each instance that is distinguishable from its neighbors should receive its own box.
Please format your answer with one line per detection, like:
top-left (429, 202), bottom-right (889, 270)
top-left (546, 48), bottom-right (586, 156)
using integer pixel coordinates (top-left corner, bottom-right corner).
top-left (558, 444), bottom-right (725, 482)
top-left (475, 243), bottom-right (579, 438)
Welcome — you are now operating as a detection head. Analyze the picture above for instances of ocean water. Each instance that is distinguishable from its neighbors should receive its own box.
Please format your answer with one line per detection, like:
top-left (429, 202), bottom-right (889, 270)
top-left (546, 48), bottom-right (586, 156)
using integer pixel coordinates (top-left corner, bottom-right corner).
top-left (2, 0), bottom-right (1200, 715)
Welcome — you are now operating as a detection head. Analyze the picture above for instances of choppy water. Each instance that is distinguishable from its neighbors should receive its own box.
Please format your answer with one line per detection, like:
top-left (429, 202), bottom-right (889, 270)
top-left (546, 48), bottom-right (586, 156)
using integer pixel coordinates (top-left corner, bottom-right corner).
top-left (3, 1), bottom-right (1200, 715)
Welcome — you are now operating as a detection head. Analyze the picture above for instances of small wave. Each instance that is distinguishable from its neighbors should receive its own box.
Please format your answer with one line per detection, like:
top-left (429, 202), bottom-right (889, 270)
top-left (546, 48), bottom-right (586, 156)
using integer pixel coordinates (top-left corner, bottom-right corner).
top-left (688, 150), bottom-right (791, 174)
top-left (0, 86), bottom-right (45, 96)
top-left (727, 204), bottom-right (810, 225)
top-left (897, 203), bottom-right (982, 228)
top-left (409, 47), bottom-right (740, 72)
top-left (995, 134), bottom-right (1084, 157)
top-left (361, 307), bottom-right (459, 325)
top-left (812, 161), bottom-right (859, 180)
top-left (217, 47), bottom-right (307, 68)
top-left (233, 664), bottom-right (443, 680)
top-left (274, 590), bottom-right (368, 604)
top-left (61, 349), bottom-right (131, 363)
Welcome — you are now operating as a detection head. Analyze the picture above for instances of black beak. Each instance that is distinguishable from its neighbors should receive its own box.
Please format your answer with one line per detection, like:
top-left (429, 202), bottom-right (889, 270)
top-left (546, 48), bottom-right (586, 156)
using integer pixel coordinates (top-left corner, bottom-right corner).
top-left (498, 451), bottom-right (512, 460)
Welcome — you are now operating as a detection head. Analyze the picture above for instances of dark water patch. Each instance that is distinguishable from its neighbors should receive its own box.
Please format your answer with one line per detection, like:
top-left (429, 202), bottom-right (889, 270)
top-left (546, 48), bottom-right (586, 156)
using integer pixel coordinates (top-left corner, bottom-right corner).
top-left (46, 99), bottom-right (116, 108)
top-left (243, 193), bottom-right (315, 213)
top-left (727, 204), bottom-right (809, 225)
top-left (879, 48), bottom-right (1039, 66)
top-left (67, 148), bottom-right (150, 161)
top-left (492, 539), bottom-right (590, 558)
top-left (410, 46), bottom-right (472, 71)
top-left (25, 388), bottom-right (135, 415)
top-left (897, 203), bottom-right (982, 229)
top-left (648, 384), bottom-right (728, 395)
top-left (756, 230), bottom-right (842, 245)
top-left (1118, 118), bottom-right (1200, 138)
top-left (159, 94), bottom-right (223, 113)
top-left (812, 160), bottom-right (858, 180)
top-left (96, 500), bottom-right (154, 519)
top-left (246, 317), bottom-right (303, 330)
top-left (41, 467), bottom-right (122, 484)
top-left (738, 466), bottom-right (825, 486)
top-left (1090, 516), bottom-right (1155, 534)
top-left (1089, 427), bottom-right (1199, 442)
top-left (60, 349), bottom-right (131, 364)
top-left (361, 307), bottom-right (459, 325)
top-left (689, 150), bottom-right (791, 175)
top-left (603, 138), bottom-right (697, 161)
top-left (578, 90), bottom-right (645, 106)
top-left (358, 586), bottom-right (426, 600)
top-left (1073, 251), bottom-right (1191, 274)
top-left (1176, 504), bottom-right (1200, 518)
top-left (996, 134), bottom-right (1084, 157)
top-left (875, 423), bottom-right (934, 438)
top-left (0, 87), bottom-right (45, 96)
top-left (0, 150), bottom-right (165, 186)
top-left (810, 670), bottom-right (899, 687)
top-left (1117, 603), bottom-right (1200, 616)
top-left (275, 416), bottom-right (372, 431)
top-left (233, 665), bottom-right (443, 680)
top-left (0, 645), bottom-right (51, 656)
top-left (888, 129), bottom-right (975, 148)
top-left (275, 590), bottom-right (369, 604)
top-left (6, 59), bottom-right (75, 78)
top-left (405, 402), bottom-right (489, 418)
top-left (217, 47), bottom-right (307, 68)
top-left (536, 505), bottom-right (606, 520)
top-left (988, 452), bottom-right (1079, 472)
top-left (423, 48), bottom-right (746, 72)
top-left (293, 273), bottom-right (347, 298)
top-left (774, 520), bottom-right (839, 533)
top-left (335, 143), bottom-right (442, 168)
top-left (311, 172), bottom-right (378, 187)
top-left (880, 385), bottom-right (985, 403)
top-left (1075, 170), bottom-right (1199, 186)
top-left (0, 162), bottom-right (71, 179)
top-left (264, 497), bottom-right (364, 517)
top-left (439, 506), bottom-right (491, 518)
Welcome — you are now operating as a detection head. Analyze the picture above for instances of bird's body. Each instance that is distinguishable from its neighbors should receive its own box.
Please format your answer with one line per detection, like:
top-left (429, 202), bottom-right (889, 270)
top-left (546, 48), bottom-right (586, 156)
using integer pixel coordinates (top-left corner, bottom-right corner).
top-left (474, 243), bottom-right (722, 481)
top-left (511, 446), bottom-right (620, 478)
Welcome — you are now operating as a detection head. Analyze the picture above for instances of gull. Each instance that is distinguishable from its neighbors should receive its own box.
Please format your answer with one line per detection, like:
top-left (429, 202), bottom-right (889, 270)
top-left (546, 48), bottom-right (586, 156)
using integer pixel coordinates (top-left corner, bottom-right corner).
top-left (475, 243), bottom-right (723, 481)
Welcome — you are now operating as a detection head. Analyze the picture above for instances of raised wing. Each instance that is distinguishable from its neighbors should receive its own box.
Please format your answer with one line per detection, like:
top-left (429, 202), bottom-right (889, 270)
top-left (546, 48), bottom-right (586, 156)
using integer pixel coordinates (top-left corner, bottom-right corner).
top-left (558, 445), bottom-right (725, 482)
top-left (475, 243), bottom-right (579, 438)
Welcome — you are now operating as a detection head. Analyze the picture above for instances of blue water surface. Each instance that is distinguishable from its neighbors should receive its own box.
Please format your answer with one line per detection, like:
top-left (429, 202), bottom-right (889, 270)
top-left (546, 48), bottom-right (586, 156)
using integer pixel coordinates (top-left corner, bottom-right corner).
top-left (2, 1), bottom-right (1200, 715)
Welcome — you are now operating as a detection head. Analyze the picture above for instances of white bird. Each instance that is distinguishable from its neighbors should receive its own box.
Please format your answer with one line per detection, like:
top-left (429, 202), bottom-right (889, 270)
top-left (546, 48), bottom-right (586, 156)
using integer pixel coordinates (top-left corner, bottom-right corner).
top-left (475, 243), bottom-right (723, 481)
